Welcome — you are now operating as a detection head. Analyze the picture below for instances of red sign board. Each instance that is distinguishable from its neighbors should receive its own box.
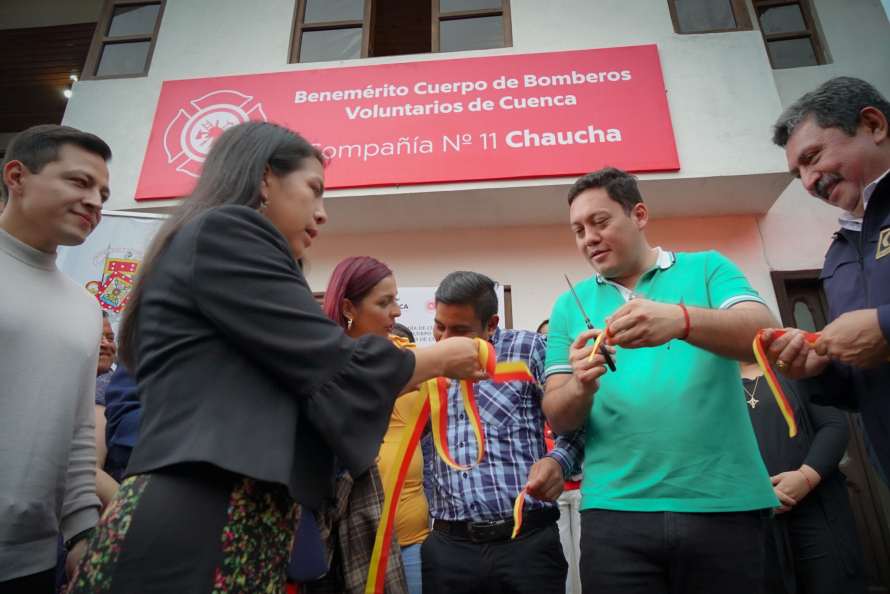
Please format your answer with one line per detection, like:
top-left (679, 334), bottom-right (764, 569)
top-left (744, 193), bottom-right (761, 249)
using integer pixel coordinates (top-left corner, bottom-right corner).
top-left (135, 45), bottom-right (678, 200)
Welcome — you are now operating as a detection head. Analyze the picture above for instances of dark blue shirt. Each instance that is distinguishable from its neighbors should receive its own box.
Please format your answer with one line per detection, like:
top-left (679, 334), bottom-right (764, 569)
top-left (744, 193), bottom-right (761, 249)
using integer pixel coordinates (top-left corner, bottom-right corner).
top-left (103, 364), bottom-right (140, 479)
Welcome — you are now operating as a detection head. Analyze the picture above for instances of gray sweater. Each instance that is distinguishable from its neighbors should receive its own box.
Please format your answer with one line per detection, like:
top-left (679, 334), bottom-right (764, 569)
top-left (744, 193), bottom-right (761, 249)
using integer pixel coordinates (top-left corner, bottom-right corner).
top-left (0, 227), bottom-right (102, 580)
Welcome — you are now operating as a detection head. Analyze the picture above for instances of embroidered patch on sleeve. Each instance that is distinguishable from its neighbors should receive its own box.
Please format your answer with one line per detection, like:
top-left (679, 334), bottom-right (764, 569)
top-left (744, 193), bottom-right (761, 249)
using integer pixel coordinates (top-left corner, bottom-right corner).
top-left (878, 228), bottom-right (890, 260)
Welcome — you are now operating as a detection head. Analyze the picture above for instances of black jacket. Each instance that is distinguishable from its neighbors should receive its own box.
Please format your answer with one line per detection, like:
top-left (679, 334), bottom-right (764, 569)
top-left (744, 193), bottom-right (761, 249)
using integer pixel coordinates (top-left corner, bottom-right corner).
top-left (126, 205), bottom-right (414, 509)
top-left (747, 374), bottom-right (867, 591)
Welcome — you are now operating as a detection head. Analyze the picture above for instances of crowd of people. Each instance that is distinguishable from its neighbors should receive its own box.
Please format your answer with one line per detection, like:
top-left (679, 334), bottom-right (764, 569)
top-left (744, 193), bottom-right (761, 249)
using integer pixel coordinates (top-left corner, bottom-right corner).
top-left (0, 75), bottom-right (887, 594)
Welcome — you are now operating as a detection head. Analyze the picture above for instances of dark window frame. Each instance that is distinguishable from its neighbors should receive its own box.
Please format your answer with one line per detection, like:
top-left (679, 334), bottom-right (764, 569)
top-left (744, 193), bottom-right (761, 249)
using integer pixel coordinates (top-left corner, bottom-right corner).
top-left (431, 0), bottom-right (512, 53)
top-left (770, 269), bottom-right (830, 331)
top-left (752, 0), bottom-right (826, 68)
top-left (289, 0), bottom-right (511, 63)
top-left (82, 0), bottom-right (166, 81)
top-left (667, 0), bottom-right (753, 34)
top-left (289, 0), bottom-right (374, 63)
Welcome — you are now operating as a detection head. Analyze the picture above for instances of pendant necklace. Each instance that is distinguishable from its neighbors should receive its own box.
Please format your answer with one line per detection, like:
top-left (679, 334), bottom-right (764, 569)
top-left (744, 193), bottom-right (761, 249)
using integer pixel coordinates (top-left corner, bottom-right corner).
top-left (744, 376), bottom-right (760, 409)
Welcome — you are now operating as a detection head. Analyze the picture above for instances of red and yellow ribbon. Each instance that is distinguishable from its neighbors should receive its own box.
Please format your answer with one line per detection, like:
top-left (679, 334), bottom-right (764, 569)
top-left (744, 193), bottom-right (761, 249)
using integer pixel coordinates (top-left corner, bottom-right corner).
top-left (752, 329), bottom-right (819, 437)
top-left (365, 338), bottom-right (536, 594)
top-left (511, 486), bottom-right (529, 538)
top-left (588, 327), bottom-right (611, 362)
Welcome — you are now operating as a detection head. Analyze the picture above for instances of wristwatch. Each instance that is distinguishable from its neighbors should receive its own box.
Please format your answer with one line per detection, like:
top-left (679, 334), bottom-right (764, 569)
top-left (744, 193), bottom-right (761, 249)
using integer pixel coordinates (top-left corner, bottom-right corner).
top-left (64, 527), bottom-right (96, 551)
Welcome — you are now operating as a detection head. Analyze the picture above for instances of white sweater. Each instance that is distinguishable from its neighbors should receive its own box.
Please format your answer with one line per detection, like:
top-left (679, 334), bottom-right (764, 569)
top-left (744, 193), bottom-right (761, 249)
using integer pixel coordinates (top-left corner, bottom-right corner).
top-left (0, 228), bottom-right (102, 580)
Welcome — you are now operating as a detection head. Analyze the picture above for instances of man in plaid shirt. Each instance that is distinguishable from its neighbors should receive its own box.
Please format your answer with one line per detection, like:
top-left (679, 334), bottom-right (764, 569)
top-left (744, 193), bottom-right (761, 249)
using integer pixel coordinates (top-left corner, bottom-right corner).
top-left (421, 271), bottom-right (584, 594)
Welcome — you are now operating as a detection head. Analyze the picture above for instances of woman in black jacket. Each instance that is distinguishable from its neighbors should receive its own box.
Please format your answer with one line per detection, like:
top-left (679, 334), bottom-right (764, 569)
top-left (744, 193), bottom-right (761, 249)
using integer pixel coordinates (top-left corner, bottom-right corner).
top-left (69, 122), bottom-right (486, 594)
top-left (740, 361), bottom-right (868, 594)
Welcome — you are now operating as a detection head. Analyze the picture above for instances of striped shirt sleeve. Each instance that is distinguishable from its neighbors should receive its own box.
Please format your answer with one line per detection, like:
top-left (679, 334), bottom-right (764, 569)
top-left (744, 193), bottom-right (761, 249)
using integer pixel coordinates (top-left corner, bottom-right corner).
top-left (706, 250), bottom-right (768, 310)
top-left (544, 292), bottom-right (574, 378)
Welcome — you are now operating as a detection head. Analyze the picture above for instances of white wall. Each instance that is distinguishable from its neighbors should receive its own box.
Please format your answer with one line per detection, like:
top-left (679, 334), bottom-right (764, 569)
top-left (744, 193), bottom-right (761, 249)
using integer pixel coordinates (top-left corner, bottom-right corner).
top-left (62, 0), bottom-right (790, 216)
top-left (57, 0), bottom-right (885, 311)
top-left (304, 200), bottom-right (835, 332)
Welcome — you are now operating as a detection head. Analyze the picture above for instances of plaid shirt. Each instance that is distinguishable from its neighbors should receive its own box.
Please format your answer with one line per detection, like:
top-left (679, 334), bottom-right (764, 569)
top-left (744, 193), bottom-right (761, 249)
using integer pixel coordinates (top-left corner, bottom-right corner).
top-left (425, 327), bottom-right (585, 522)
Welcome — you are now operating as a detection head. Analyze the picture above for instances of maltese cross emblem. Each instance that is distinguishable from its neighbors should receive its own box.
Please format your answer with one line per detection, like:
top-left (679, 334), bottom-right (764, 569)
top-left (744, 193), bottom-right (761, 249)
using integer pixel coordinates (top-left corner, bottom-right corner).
top-left (163, 90), bottom-right (267, 177)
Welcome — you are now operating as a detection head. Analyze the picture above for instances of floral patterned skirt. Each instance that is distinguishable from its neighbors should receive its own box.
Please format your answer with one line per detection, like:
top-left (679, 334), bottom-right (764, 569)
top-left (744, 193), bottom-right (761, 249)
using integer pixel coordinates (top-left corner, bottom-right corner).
top-left (69, 463), bottom-right (299, 594)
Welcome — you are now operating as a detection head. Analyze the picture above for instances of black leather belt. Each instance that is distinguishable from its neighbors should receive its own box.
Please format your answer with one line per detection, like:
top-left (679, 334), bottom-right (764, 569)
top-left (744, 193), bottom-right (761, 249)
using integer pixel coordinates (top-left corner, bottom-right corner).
top-left (433, 507), bottom-right (560, 543)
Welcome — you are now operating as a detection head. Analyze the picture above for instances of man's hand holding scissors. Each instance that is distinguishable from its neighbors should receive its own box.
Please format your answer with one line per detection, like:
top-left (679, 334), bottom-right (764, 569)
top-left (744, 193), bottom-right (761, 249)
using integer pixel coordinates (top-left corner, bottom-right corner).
top-left (543, 328), bottom-right (615, 435)
top-left (570, 328), bottom-right (616, 394)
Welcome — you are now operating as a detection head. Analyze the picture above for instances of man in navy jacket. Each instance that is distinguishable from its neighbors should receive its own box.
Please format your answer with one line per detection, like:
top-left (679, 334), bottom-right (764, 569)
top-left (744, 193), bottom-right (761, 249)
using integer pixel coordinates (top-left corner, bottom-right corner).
top-left (104, 365), bottom-right (140, 475)
top-left (763, 77), bottom-right (890, 480)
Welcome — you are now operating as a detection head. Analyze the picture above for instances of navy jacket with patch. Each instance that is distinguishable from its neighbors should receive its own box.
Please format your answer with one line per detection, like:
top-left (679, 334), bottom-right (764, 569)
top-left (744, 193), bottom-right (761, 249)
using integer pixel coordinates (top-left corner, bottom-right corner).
top-left (815, 173), bottom-right (890, 478)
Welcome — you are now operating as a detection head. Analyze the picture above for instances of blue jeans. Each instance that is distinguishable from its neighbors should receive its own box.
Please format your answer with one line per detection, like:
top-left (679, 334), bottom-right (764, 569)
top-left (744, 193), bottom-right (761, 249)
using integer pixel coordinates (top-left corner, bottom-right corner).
top-left (401, 543), bottom-right (423, 594)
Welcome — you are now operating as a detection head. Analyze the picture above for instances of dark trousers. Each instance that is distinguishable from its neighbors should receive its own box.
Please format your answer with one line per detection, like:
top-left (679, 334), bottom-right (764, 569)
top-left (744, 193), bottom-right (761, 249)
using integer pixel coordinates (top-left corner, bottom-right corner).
top-left (0, 568), bottom-right (55, 594)
top-left (580, 509), bottom-right (766, 594)
top-left (421, 523), bottom-right (567, 594)
top-left (764, 495), bottom-right (868, 594)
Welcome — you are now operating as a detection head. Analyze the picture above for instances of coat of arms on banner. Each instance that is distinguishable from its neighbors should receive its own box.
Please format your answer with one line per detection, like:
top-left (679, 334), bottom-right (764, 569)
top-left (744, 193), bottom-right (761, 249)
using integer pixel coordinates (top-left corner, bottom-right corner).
top-left (164, 90), bottom-right (267, 177)
top-left (85, 248), bottom-right (144, 316)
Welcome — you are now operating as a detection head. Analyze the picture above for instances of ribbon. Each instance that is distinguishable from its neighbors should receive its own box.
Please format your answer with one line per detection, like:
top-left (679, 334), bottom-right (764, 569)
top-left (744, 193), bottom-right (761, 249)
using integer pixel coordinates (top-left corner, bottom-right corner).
top-left (752, 329), bottom-right (820, 437)
top-left (511, 486), bottom-right (529, 538)
top-left (588, 327), bottom-right (610, 362)
top-left (365, 338), bottom-right (536, 594)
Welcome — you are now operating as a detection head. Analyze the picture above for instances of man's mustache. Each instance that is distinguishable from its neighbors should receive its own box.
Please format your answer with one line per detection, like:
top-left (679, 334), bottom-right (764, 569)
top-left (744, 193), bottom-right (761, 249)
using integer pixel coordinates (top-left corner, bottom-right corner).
top-left (815, 173), bottom-right (844, 201)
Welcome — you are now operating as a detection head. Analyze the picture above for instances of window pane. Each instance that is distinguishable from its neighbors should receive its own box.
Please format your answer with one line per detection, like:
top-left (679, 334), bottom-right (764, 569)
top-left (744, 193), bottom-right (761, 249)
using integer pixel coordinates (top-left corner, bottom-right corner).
top-left (299, 28), bottom-right (362, 63)
top-left (440, 0), bottom-right (502, 12)
top-left (107, 4), bottom-right (160, 37)
top-left (758, 4), bottom-right (807, 35)
top-left (768, 37), bottom-right (818, 69)
top-left (96, 41), bottom-right (151, 76)
top-left (793, 300), bottom-right (817, 333)
top-left (440, 16), bottom-right (504, 52)
top-left (674, 0), bottom-right (736, 33)
top-left (304, 0), bottom-right (364, 24)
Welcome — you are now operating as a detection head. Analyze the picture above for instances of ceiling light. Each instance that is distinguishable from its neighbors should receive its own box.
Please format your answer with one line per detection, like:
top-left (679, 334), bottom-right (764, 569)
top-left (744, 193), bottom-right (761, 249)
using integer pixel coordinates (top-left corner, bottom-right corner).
top-left (64, 89), bottom-right (72, 98)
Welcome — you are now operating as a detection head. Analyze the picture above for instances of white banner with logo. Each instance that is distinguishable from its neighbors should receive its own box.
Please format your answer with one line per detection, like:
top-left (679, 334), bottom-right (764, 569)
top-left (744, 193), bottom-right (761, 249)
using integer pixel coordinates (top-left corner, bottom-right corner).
top-left (57, 212), bottom-right (164, 332)
top-left (395, 286), bottom-right (506, 347)
top-left (56, 212), bottom-right (506, 343)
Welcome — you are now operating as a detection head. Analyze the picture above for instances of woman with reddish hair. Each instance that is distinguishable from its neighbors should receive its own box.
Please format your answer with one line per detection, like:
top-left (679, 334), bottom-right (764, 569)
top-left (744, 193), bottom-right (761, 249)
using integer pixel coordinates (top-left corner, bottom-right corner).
top-left (318, 256), bottom-right (428, 594)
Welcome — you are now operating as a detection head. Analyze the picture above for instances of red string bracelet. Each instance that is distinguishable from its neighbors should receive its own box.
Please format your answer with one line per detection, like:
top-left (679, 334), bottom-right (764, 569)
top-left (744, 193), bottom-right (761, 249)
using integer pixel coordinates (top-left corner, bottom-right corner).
top-left (678, 303), bottom-right (690, 341)
top-left (797, 469), bottom-right (814, 491)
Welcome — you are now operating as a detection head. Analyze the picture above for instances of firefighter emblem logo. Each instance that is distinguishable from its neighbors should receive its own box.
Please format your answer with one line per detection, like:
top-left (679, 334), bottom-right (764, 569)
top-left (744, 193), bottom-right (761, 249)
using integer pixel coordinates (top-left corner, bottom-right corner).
top-left (878, 228), bottom-right (890, 260)
top-left (164, 90), bottom-right (267, 177)
top-left (85, 248), bottom-right (144, 315)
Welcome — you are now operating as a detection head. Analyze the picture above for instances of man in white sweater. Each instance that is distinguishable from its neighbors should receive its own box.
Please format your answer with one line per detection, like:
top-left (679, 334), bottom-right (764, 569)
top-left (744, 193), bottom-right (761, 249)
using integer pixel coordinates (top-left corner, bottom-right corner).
top-left (0, 125), bottom-right (111, 592)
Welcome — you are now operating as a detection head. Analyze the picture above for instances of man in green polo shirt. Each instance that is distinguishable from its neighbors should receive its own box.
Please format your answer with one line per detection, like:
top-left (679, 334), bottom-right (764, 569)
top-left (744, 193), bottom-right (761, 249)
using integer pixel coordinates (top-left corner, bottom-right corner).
top-left (543, 167), bottom-right (780, 593)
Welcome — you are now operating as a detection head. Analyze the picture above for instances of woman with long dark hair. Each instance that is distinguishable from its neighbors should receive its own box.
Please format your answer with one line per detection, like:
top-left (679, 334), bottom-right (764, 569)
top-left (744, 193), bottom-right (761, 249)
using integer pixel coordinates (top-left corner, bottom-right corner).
top-left (68, 122), bottom-right (485, 593)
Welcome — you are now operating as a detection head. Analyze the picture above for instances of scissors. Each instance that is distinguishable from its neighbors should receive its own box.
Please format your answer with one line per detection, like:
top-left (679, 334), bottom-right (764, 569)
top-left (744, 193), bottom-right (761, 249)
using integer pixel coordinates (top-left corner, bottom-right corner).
top-left (564, 275), bottom-right (616, 372)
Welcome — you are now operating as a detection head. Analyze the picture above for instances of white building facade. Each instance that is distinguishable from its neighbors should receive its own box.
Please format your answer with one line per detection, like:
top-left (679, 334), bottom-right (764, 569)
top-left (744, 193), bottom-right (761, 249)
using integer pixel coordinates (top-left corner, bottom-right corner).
top-left (20, 0), bottom-right (882, 331)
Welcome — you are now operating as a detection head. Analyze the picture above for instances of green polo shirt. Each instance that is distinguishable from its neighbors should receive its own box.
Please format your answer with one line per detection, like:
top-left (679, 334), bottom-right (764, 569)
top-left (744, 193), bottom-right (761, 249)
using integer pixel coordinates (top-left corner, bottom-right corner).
top-left (545, 249), bottom-right (779, 513)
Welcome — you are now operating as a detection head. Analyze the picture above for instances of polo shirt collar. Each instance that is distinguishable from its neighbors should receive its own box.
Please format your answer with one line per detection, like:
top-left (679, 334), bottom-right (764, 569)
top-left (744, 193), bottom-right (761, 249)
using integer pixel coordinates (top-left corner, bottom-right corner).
top-left (595, 246), bottom-right (674, 283)
top-left (595, 247), bottom-right (674, 300)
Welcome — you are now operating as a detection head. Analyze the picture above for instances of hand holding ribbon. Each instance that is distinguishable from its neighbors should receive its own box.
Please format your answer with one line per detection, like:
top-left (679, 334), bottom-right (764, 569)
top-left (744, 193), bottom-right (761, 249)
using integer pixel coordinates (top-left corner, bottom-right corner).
top-left (604, 299), bottom-right (688, 350)
top-left (756, 326), bottom-right (890, 437)
top-left (365, 338), bottom-right (537, 594)
top-left (814, 309), bottom-right (890, 369)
